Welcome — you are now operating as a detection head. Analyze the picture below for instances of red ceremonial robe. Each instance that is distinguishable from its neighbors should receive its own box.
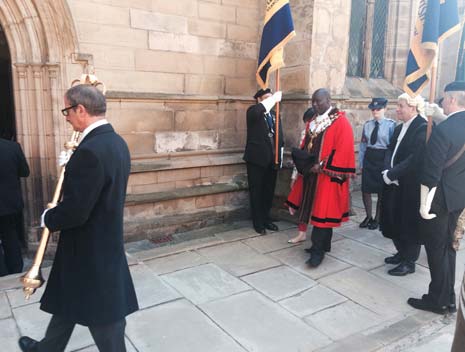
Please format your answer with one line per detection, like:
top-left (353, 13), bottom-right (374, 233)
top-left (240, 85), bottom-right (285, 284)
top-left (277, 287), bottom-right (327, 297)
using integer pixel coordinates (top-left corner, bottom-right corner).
top-left (287, 111), bottom-right (355, 228)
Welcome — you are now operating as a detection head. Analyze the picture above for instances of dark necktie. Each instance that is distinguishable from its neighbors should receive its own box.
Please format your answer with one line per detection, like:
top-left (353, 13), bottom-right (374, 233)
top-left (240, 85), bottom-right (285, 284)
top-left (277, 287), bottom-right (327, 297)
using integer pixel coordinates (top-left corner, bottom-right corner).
top-left (370, 121), bottom-right (379, 145)
top-left (265, 113), bottom-right (274, 134)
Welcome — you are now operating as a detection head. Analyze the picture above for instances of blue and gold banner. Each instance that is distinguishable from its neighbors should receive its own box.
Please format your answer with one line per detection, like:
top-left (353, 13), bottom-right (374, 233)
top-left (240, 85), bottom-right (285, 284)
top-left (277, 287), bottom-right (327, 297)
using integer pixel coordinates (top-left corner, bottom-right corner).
top-left (456, 22), bottom-right (465, 81)
top-left (256, 0), bottom-right (296, 89)
top-left (404, 0), bottom-right (460, 96)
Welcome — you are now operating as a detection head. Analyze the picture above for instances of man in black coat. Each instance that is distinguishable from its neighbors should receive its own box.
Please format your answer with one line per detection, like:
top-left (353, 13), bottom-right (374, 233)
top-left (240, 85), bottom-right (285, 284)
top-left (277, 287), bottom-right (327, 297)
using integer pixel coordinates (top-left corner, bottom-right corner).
top-left (243, 88), bottom-right (284, 234)
top-left (408, 81), bottom-right (465, 315)
top-left (18, 85), bottom-right (138, 352)
top-left (380, 93), bottom-right (427, 276)
top-left (0, 137), bottom-right (29, 276)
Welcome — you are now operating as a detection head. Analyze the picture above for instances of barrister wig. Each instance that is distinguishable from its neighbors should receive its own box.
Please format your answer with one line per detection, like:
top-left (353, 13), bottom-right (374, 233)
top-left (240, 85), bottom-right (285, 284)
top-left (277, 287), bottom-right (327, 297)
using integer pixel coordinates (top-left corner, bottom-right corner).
top-left (398, 93), bottom-right (425, 115)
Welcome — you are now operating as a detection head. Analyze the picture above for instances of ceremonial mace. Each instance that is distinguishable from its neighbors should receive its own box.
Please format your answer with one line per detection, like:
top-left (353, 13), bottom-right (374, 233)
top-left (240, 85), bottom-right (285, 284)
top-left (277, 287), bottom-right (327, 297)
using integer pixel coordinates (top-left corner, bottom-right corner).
top-left (21, 72), bottom-right (106, 299)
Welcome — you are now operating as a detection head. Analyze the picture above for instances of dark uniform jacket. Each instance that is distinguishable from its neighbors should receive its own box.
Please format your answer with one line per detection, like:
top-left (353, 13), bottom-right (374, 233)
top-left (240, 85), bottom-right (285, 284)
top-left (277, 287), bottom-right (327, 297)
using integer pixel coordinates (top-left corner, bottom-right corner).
top-left (0, 138), bottom-right (29, 216)
top-left (381, 115), bottom-right (427, 242)
top-left (422, 110), bottom-right (465, 212)
top-left (41, 124), bottom-right (138, 326)
top-left (243, 104), bottom-right (284, 168)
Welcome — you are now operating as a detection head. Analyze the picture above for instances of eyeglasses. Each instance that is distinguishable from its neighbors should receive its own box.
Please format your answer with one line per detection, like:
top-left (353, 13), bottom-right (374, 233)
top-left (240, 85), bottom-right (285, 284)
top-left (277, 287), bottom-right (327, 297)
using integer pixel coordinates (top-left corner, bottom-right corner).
top-left (61, 105), bottom-right (77, 116)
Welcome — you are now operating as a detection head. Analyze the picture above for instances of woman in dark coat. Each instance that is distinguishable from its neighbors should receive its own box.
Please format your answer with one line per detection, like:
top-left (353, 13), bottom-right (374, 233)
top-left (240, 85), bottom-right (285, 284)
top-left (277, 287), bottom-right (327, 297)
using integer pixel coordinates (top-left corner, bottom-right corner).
top-left (380, 93), bottom-right (427, 276)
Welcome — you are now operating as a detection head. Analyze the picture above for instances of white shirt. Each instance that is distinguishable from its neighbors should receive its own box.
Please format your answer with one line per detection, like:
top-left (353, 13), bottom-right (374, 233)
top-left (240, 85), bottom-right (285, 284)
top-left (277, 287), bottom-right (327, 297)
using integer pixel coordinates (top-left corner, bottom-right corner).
top-left (391, 115), bottom-right (416, 168)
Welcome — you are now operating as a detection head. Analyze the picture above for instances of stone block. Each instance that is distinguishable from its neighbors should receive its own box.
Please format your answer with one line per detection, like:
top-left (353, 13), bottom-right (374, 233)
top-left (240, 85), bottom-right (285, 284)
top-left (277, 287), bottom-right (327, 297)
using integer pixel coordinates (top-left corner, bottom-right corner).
top-left (281, 66), bottom-right (310, 94)
top-left (198, 3), bottom-right (236, 23)
top-left (242, 266), bottom-right (317, 301)
top-left (280, 285), bottom-right (347, 318)
top-left (135, 49), bottom-right (204, 74)
top-left (130, 9), bottom-right (187, 33)
top-left (155, 131), bottom-right (219, 152)
top-left (69, 1), bottom-right (130, 26)
top-left (236, 7), bottom-right (259, 26)
top-left (222, 0), bottom-right (258, 8)
top-left (162, 263), bottom-right (250, 304)
top-left (196, 242), bottom-right (281, 276)
top-left (188, 19), bottom-right (226, 38)
top-left (225, 77), bottom-right (257, 95)
top-left (149, 31), bottom-right (223, 55)
top-left (200, 291), bottom-right (331, 352)
top-left (305, 301), bottom-right (384, 340)
top-left (195, 193), bottom-right (223, 209)
top-left (204, 56), bottom-right (237, 76)
top-left (150, 0), bottom-right (198, 16)
top-left (129, 263), bottom-right (181, 309)
top-left (227, 24), bottom-right (258, 42)
top-left (175, 110), bottom-right (222, 131)
top-left (131, 182), bottom-right (176, 194)
top-left (236, 58), bottom-right (257, 78)
top-left (144, 251), bottom-right (209, 275)
top-left (112, 109), bottom-right (174, 133)
top-left (126, 300), bottom-right (246, 351)
top-left (76, 23), bottom-right (148, 48)
top-left (79, 43), bottom-right (135, 70)
top-left (157, 167), bottom-right (201, 183)
top-left (121, 132), bottom-right (155, 155)
top-left (96, 0), bottom-right (151, 10)
top-left (185, 74), bottom-right (225, 95)
top-left (200, 165), bottom-right (224, 178)
top-left (220, 41), bottom-right (258, 59)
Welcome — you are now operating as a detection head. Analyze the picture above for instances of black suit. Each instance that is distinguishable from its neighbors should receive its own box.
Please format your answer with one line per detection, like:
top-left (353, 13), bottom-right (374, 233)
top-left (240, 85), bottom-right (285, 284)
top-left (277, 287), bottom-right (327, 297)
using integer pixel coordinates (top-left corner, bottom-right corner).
top-left (419, 110), bottom-right (465, 308)
top-left (381, 115), bottom-right (427, 263)
top-left (0, 138), bottom-right (29, 276)
top-left (243, 103), bottom-right (284, 232)
top-left (38, 124), bottom-right (138, 351)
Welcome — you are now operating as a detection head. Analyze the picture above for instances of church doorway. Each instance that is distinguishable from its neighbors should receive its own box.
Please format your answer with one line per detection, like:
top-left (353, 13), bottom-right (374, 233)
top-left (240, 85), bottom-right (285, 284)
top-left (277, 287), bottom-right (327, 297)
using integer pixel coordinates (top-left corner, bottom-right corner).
top-left (0, 25), bottom-right (15, 141)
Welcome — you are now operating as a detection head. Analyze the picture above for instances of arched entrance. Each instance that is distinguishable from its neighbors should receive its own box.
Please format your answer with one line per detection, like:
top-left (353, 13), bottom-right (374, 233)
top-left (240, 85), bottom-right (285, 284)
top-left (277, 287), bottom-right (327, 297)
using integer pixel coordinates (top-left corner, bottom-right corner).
top-left (0, 26), bottom-right (15, 141)
top-left (0, 1), bottom-right (83, 248)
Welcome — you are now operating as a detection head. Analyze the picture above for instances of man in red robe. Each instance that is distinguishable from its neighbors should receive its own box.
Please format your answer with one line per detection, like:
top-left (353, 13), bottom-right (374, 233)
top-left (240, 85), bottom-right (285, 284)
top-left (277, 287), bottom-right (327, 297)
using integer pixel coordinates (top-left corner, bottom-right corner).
top-left (287, 89), bottom-right (355, 267)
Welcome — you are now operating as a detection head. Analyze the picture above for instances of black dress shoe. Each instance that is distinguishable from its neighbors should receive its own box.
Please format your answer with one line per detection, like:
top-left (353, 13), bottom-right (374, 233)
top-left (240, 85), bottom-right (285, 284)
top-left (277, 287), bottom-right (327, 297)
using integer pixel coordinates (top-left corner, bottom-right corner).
top-left (254, 228), bottom-right (267, 235)
top-left (384, 253), bottom-right (402, 265)
top-left (305, 252), bottom-right (324, 267)
top-left (407, 297), bottom-right (448, 315)
top-left (449, 304), bottom-right (457, 313)
top-left (264, 222), bottom-right (279, 231)
top-left (388, 262), bottom-right (415, 276)
top-left (367, 218), bottom-right (379, 230)
top-left (18, 336), bottom-right (39, 352)
top-left (359, 216), bottom-right (372, 228)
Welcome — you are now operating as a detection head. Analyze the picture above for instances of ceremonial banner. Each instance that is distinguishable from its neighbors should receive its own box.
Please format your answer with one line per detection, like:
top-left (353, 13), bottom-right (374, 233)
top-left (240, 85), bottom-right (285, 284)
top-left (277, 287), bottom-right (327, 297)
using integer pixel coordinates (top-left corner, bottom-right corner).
top-left (256, 0), bottom-right (296, 89)
top-left (456, 22), bottom-right (465, 81)
top-left (404, 0), bottom-right (460, 96)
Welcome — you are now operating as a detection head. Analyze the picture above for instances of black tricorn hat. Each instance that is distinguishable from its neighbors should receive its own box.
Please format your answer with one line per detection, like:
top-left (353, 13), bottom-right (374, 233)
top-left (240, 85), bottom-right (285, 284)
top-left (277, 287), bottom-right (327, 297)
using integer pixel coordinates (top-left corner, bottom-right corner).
top-left (444, 81), bottom-right (465, 92)
top-left (253, 88), bottom-right (272, 100)
top-left (368, 97), bottom-right (388, 110)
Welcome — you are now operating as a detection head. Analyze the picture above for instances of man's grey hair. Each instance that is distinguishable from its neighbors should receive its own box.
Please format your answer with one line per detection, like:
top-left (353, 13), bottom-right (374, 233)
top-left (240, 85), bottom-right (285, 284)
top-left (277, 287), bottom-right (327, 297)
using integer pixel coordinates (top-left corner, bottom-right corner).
top-left (445, 91), bottom-right (465, 108)
top-left (65, 85), bottom-right (106, 116)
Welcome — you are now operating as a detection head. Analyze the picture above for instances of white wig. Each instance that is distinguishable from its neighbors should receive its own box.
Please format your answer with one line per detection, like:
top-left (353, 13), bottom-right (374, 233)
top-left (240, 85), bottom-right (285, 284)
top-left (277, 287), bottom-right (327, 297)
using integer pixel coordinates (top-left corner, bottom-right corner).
top-left (398, 93), bottom-right (425, 115)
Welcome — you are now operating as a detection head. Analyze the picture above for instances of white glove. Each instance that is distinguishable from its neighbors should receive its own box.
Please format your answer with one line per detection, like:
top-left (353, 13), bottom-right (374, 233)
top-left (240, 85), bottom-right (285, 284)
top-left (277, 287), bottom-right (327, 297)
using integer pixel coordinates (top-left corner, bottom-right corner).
top-left (261, 91), bottom-right (282, 112)
top-left (58, 150), bottom-right (73, 167)
top-left (419, 184), bottom-right (437, 220)
top-left (424, 102), bottom-right (446, 122)
top-left (382, 170), bottom-right (399, 186)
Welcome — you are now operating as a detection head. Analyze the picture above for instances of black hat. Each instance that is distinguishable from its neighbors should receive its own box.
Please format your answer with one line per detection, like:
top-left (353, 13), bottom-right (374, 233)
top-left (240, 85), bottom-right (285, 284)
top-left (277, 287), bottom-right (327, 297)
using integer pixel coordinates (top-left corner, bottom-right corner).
top-left (253, 88), bottom-right (271, 100)
top-left (368, 97), bottom-right (388, 110)
top-left (303, 107), bottom-right (315, 122)
top-left (444, 81), bottom-right (465, 92)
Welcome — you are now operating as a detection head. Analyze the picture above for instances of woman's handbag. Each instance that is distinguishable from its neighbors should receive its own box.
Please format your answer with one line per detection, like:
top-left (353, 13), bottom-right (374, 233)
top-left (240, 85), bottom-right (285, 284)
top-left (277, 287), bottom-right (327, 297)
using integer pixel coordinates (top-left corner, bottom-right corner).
top-left (291, 147), bottom-right (315, 175)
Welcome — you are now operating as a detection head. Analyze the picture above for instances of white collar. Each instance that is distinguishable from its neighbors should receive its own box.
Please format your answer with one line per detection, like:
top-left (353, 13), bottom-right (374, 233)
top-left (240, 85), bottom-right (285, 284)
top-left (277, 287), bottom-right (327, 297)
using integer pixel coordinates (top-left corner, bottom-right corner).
top-left (80, 119), bottom-right (109, 141)
top-left (402, 115), bottom-right (416, 129)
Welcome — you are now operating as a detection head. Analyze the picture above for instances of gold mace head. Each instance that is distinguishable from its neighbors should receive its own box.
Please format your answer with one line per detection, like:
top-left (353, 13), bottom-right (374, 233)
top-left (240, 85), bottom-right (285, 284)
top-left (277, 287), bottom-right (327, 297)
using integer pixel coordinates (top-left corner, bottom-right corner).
top-left (20, 266), bottom-right (44, 300)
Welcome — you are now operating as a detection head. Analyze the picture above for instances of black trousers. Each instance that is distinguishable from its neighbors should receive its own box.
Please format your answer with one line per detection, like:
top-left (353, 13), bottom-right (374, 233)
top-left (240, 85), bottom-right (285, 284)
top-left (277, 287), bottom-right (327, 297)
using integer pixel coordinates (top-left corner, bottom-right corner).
top-left (0, 213), bottom-right (23, 276)
top-left (392, 238), bottom-right (421, 264)
top-left (311, 227), bottom-right (333, 254)
top-left (246, 162), bottom-right (277, 232)
top-left (37, 315), bottom-right (127, 352)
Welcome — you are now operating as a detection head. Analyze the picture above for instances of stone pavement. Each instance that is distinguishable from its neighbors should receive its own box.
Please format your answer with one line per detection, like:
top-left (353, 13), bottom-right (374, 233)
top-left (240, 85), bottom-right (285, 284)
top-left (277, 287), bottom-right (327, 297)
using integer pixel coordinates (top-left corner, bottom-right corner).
top-left (0, 194), bottom-right (464, 352)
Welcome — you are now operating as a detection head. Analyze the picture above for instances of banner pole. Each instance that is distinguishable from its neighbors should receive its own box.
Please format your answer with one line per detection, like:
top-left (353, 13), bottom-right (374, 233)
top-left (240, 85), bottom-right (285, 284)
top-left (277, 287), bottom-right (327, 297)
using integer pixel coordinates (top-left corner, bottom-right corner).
top-left (275, 69), bottom-right (280, 166)
top-left (426, 52), bottom-right (439, 142)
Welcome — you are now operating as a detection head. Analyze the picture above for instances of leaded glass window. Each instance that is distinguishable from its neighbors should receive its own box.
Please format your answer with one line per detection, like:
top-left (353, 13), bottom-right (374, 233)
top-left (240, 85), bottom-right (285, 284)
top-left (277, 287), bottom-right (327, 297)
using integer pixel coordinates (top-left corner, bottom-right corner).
top-left (347, 0), bottom-right (367, 77)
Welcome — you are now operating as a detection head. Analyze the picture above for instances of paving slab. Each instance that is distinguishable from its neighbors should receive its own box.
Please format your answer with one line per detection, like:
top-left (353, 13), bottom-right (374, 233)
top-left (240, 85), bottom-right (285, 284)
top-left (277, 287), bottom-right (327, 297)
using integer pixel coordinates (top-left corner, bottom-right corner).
top-left (0, 318), bottom-right (21, 352)
top-left (305, 301), bottom-right (384, 340)
top-left (370, 265), bottom-right (431, 297)
top-left (408, 333), bottom-right (454, 352)
top-left (214, 227), bottom-right (258, 241)
top-left (315, 333), bottom-right (383, 352)
top-left (143, 250), bottom-right (209, 275)
top-left (243, 232), bottom-right (299, 254)
top-left (280, 285), bottom-right (348, 318)
top-left (319, 267), bottom-right (413, 318)
top-left (270, 246), bottom-right (351, 280)
top-left (196, 242), bottom-right (281, 277)
top-left (162, 263), bottom-right (250, 305)
top-left (328, 239), bottom-right (388, 270)
top-left (335, 227), bottom-right (396, 253)
top-left (13, 303), bottom-right (93, 351)
top-left (242, 266), bottom-right (317, 301)
top-left (200, 291), bottom-right (331, 352)
top-left (7, 285), bottom-right (46, 309)
top-left (0, 292), bottom-right (11, 319)
top-left (126, 299), bottom-right (246, 352)
top-left (274, 220), bottom-right (298, 231)
top-left (130, 264), bottom-right (181, 309)
top-left (71, 339), bottom-right (137, 352)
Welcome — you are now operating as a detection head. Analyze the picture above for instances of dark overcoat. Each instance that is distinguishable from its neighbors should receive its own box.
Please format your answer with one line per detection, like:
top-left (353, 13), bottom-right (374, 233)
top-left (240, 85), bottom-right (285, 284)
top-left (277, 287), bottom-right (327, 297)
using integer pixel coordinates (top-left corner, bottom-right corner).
top-left (0, 138), bottom-right (29, 216)
top-left (380, 115), bottom-right (427, 243)
top-left (41, 124), bottom-right (139, 326)
top-left (243, 104), bottom-right (284, 167)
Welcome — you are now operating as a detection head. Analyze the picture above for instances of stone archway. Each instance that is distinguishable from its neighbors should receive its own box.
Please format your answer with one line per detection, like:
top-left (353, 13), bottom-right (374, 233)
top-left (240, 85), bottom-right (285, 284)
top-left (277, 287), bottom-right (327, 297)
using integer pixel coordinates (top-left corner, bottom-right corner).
top-left (0, 1), bottom-right (81, 245)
